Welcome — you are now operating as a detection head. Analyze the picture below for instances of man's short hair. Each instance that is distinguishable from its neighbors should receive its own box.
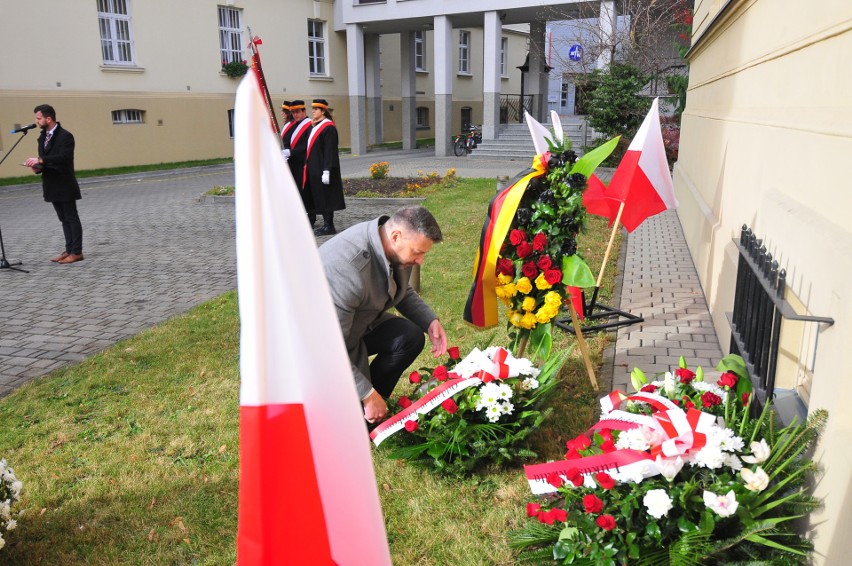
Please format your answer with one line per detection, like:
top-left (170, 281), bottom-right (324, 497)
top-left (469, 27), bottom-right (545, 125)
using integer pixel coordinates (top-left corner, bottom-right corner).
top-left (34, 104), bottom-right (56, 120)
top-left (390, 205), bottom-right (443, 243)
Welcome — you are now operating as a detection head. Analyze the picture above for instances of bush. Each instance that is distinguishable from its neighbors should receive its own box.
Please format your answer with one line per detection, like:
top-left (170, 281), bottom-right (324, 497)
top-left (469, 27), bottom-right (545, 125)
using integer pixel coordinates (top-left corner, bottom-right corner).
top-left (582, 64), bottom-right (651, 141)
top-left (369, 161), bottom-right (390, 180)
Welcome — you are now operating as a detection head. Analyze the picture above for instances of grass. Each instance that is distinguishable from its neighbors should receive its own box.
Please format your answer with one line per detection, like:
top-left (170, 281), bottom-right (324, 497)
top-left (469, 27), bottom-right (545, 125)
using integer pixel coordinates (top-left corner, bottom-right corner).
top-left (0, 158), bottom-right (233, 187)
top-left (0, 177), bottom-right (621, 564)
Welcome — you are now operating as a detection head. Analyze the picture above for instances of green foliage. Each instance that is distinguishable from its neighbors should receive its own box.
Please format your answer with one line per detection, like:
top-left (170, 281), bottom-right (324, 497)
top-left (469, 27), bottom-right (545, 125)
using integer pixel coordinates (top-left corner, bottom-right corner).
top-left (221, 59), bottom-right (249, 78)
top-left (583, 64), bottom-right (651, 140)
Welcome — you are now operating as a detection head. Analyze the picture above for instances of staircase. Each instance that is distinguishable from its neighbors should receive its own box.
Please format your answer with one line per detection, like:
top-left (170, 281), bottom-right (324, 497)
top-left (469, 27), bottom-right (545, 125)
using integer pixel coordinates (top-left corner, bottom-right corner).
top-left (469, 116), bottom-right (593, 161)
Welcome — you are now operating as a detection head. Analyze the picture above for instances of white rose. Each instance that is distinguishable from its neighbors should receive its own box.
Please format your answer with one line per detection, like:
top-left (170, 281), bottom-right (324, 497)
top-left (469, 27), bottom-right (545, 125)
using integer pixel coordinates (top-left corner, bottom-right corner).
top-left (643, 489), bottom-right (674, 519)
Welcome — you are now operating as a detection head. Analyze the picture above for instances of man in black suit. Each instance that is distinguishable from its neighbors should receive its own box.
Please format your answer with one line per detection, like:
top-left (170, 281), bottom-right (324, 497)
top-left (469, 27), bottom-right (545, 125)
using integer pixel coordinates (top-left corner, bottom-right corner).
top-left (24, 104), bottom-right (84, 264)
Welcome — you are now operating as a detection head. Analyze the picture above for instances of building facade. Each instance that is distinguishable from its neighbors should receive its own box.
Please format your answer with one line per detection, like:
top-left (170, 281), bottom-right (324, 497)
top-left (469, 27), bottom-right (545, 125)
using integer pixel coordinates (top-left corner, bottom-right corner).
top-left (674, 0), bottom-right (852, 561)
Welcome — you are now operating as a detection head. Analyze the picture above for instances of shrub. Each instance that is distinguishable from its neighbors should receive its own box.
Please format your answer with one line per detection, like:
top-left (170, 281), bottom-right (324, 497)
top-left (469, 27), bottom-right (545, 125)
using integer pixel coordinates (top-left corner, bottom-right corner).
top-left (369, 161), bottom-right (390, 179)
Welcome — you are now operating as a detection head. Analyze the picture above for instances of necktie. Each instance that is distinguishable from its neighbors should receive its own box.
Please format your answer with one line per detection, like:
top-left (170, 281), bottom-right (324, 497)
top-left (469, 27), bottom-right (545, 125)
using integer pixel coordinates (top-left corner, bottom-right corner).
top-left (44, 131), bottom-right (53, 148)
top-left (388, 266), bottom-right (397, 297)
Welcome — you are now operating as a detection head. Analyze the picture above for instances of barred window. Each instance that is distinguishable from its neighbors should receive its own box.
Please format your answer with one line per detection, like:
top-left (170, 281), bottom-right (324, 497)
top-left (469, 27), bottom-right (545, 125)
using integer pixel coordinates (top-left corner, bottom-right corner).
top-left (218, 6), bottom-right (243, 64)
top-left (98, 0), bottom-right (134, 65)
top-left (112, 109), bottom-right (144, 124)
top-left (415, 31), bottom-right (426, 71)
top-left (308, 20), bottom-right (327, 76)
top-left (416, 107), bottom-right (429, 128)
top-left (458, 30), bottom-right (470, 74)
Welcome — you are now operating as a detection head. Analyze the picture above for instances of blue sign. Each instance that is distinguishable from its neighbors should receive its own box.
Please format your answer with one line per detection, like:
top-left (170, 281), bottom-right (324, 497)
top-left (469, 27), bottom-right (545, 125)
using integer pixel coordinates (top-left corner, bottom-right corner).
top-left (568, 44), bottom-right (583, 62)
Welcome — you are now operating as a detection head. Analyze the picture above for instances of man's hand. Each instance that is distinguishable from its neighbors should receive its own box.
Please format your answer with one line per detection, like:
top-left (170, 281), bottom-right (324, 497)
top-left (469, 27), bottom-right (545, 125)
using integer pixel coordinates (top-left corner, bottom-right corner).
top-left (427, 319), bottom-right (448, 358)
top-left (362, 389), bottom-right (388, 423)
top-left (321, 170), bottom-right (330, 185)
top-left (281, 148), bottom-right (290, 160)
top-left (24, 157), bottom-right (39, 168)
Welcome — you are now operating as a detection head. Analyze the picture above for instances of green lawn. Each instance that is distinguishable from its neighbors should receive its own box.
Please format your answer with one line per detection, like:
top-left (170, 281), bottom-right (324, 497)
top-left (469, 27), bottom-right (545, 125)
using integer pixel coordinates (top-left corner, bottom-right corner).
top-left (0, 177), bottom-right (620, 565)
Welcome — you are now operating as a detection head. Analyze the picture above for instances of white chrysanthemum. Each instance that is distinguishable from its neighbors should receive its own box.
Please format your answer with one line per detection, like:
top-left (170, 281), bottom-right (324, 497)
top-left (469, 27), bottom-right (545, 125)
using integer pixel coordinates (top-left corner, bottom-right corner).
top-left (486, 404), bottom-right (502, 421)
top-left (692, 381), bottom-right (728, 402)
top-left (496, 383), bottom-right (513, 400)
top-left (10, 481), bottom-right (22, 498)
top-left (707, 426), bottom-right (742, 452)
top-left (452, 347), bottom-right (492, 378)
top-left (520, 377), bottom-right (539, 391)
top-left (0, 502), bottom-right (10, 521)
top-left (5, 519), bottom-right (16, 531)
top-left (694, 444), bottom-right (726, 469)
top-left (723, 453), bottom-right (743, 471)
top-left (0, 460), bottom-right (6, 475)
top-left (499, 402), bottom-right (515, 416)
top-left (477, 383), bottom-right (501, 408)
top-left (643, 489), bottom-right (674, 519)
top-left (614, 428), bottom-right (651, 451)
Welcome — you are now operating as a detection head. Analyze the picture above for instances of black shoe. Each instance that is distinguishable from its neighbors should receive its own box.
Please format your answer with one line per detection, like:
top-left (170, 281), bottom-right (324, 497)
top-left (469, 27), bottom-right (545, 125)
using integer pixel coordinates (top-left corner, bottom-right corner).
top-left (308, 214), bottom-right (317, 228)
top-left (314, 225), bottom-right (337, 236)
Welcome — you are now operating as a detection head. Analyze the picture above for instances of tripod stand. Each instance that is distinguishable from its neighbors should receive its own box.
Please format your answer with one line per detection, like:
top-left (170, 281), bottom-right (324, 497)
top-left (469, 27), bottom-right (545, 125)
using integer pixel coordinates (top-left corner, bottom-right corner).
top-left (0, 128), bottom-right (32, 272)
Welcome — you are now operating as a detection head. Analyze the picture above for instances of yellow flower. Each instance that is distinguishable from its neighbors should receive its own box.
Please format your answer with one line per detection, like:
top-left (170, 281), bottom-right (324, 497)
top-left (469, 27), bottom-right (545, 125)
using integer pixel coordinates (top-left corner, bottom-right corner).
top-left (509, 310), bottom-right (524, 328)
top-left (535, 305), bottom-right (559, 324)
top-left (544, 291), bottom-right (562, 307)
top-left (516, 277), bottom-right (533, 294)
top-left (497, 273), bottom-right (514, 285)
top-left (521, 312), bottom-right (537, 329)
top-left (535, 272), bottom-right (552, 290)
top-left (522, 296), bottom-right (537, 312)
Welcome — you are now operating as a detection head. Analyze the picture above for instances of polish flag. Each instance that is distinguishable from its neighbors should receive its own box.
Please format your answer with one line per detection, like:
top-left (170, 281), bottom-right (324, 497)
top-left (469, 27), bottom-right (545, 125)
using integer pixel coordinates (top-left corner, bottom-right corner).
top-left (234, 70), bottom-right (391, 565)
top-left (600, 98), bottom-right (678, 232)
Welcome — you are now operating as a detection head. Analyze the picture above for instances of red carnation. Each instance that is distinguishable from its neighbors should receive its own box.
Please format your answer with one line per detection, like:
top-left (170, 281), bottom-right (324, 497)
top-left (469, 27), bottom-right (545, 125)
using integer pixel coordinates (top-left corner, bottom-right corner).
top-left (408, 371), bottom-right (421, 384)
top-left (640, 384), bottom-right (657, 393)
top-left (682, 396), bottom-right (696, 409)
top-left (509, 229), bottom-right (527, 246)
top-left (516, 241), bottom-right (534, 259)
top-left (404, 420), bottom-right (419, 432)
top-left (448, 346), bottom-right (460, 360)
top-left (433, 365), bottom-right (449, 381)
top-left (675, 367), bottom-right (696, 384)
top-left (526, 503), bottom-right (541, 517)
top-left (717, 371), bottom-right (738, 389)
top-left (701, 391), bottom-right (722, 408)
top-left (532, 232), bottom-right (548, 252)
top-left (538, 509), bottom-right (557, 525)
top-left (521, 261), bottom-right (539, 279)
top-left (566, 467), bottom-right (584, 487)
top-left (546, 472), bottom-right (563, 488)
top-left (596, 514), bottom-right (616, 531)
top-left (544, 268), bottom-right (563, 285)
top-left (583, 494), bottom-right (604, 514)
top-left (595, 472), bottom-right (616, 490)
top-left (398, 396), bottom-right (412, 408)
top-left (441, 398), bottom-right (458, 414)
top-left (496, 258), bottom-right (515, 276)
top-left (552, 508), bottom-right (567, 522)
top-left (536, 254), bottom-right (553, 270)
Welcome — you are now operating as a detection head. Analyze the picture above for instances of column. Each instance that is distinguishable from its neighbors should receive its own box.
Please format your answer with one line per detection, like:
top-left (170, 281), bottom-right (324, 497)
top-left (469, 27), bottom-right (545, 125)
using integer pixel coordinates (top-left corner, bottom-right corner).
top-left (400, 31), bottom-right (417, 150)
top-left (365, 34), bottom-right (383, 146)
top-left (597, 0), bottom-right (617, 70)
top-left (527, 20), bottom-right (547, 122)
top-left (482, 11), bottom-right (501, 140)
top-left (433, 15), bottom-right (453, 157)
top-left (346, 23), bottom-right (367, 155)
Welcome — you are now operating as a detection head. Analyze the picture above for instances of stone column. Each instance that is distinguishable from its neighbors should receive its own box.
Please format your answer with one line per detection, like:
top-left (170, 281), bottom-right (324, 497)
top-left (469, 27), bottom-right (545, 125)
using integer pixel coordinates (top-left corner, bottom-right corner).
top-left (400, 31), bottom-right (417, 150)
top-left (433, 15), bottom-right (453, 157)
top-left (597, 0), bottom-right (617, 70)
top-left (346, 23), bottom-right (367, 155)
top-left (482, 11), bottom-right (502, 140)
top-left (527, 20), bottom-right (547, 122)
top-left (365, 34), bottom-right (383, 146)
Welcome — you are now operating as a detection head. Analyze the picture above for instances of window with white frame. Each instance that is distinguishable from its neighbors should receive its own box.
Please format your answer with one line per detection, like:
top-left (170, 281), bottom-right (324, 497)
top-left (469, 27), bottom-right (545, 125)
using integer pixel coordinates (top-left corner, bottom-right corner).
top-left (218, 6), bottom-right (243, 64)
top-left (112, 109), bottom-right (144, 124)
top-left (97, 0), bottom-right (134, 65)
top-left (415, 31), bottom-right (426, 71)
top-left (416, 107), bottom-right (429, 129)
top-left (458, 30), bottom-right (470, 74)
top-left (308, 20), bottom-right (327, 76)
top-left (500, 37), bottom-right (508, 77)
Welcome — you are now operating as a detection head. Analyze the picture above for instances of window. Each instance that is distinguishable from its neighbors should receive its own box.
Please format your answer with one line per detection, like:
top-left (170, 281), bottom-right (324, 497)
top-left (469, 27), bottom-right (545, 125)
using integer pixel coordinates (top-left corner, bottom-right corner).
top-left (500, 37), bottom-right (508, 77)
top-left (561, 83), bottom-right (570, 108)
top-left (308, 20), bottom-right (327, 76)
top-left (416, 107), bottom-right (429, 129)
top-left (458, 30), bottom-right (470, 74)
top-left (98, 0), bottom-right (134, 65)
top-left (228, 109), bottom-right (235, 138)
top-left (112, 109), bottom-right (144, 124)
top-left (218, 6), bottom-right (243, 64)
top-left (415, 31), bottom-right (426, 71)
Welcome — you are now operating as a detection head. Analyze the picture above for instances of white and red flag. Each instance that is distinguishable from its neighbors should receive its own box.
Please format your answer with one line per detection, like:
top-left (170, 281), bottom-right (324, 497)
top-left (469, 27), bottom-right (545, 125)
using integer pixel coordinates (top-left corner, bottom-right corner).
top-left (234, 69), bottom-right (391, 565)
top-left (584, 98), bottom-right (678, 232)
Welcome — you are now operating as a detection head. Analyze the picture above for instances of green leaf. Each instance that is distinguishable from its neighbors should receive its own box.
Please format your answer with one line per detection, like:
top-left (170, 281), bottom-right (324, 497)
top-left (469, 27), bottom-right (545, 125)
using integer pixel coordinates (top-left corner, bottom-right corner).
top-left (630, 367), bottom-right (647, 391)
top-left (744, 533), bottom-right (808, 555)
top-left (562, 254), bottom-right (595, 288)
top-left (571, 136), bottom-right (620, 178)
top-left (558, 526), bottom-right (579, 541)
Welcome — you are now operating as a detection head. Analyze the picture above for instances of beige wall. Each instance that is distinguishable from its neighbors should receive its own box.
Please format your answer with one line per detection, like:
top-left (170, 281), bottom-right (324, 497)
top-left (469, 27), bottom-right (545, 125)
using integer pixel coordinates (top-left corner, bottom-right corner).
top-left (674, 0), bottom-right (852, 561)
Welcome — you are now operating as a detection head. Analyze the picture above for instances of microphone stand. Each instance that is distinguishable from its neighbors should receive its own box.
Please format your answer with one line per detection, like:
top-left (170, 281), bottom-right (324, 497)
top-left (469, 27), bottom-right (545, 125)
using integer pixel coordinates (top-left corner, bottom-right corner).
top-left (0, 129), bottom-right (33, 272)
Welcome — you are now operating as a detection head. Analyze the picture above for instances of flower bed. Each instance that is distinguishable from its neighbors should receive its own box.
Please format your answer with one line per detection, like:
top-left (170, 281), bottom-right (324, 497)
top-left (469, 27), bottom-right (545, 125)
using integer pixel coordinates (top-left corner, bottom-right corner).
top-left (0, 459), bottom-right (22, 551)
top-left (510, 355), bottom-right (825, 564)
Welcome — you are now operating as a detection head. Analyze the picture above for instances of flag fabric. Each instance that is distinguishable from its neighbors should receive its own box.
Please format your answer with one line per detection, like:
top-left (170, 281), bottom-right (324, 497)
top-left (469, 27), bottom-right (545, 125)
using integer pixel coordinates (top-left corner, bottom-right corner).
top-left (601, 98), bottom-right (678, 232)
top-left (581, 173), bottom-right (619, 222)
top-left (235, 70), bottom-right (391, 566)
top-left (566, 286), bottom-right (585, 321)
top-left (463, 155), bottom-right (548, 328)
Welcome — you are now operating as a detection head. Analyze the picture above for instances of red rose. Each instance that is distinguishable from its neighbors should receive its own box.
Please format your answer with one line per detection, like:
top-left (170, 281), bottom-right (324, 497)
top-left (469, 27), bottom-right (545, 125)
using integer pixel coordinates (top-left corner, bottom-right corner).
top-left (546, 472), bottom-right (563, 488)
top-left (583, 494), bottom-right (604, 514)
top-left (718, 371), bottom-right (738, 389)
top-left (596, 514), bottom-right (616, 531)
top-left (537, 509), bottom-right (556, 525)
top-left (566, 467), bottom-right (584, 487)
top-left (682, 396), bottom-right (696, 409)
top-left (521, 261), bottom-right (539, 279)
top-left (544, 268), bottom-right (563, 285)
top-left (516, 241), bottom-right (534, 259)
top-left (564, 449), bottom-right (581, 460)
top-left (404, 420), bottom-right (419, 432)
top-left (532, 232), bottom-right (548, 251)
top-left (536, 254), bottom-right (553, 270)
top-left (509, 229), bottom-right (527, 246)
top-left (675, 367), bottom-right (696, 384)
top-left (552, 508), bottom-right (567, 522)
top-left (701, 391), bottom-right (722, 408)
top-left (598, 429), bottom-right (614, 443)
top-left (409, 371), bottom-right (421, 384)
top-left (600, 439), bottom-right (616, 453)
top-left (448, 346), bottom-right (460, 360)
top-left (640, 384), bottom-right (657, 393)
top-left (441, 398), bottom-right (458, 414)
top-left (526, 503), bottom-right (541, 517)
top-left (742, 392), bottom-right (750, 406)
top-left (566, 435), bottom-right (591, 452)
top-left (496, 258), bottom-right (515, 276)
top-left (595, 472), bottom-right (616, 490)
top-left (398, 396), bottom-right (412, 408)
top-left (433, 365), bottom-right (449, 381)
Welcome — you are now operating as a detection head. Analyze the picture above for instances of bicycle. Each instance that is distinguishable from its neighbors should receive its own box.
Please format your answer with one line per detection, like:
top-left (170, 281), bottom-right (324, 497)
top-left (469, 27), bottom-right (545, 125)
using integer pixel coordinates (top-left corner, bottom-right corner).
top-left (452, 125), bottom-right (481, 157)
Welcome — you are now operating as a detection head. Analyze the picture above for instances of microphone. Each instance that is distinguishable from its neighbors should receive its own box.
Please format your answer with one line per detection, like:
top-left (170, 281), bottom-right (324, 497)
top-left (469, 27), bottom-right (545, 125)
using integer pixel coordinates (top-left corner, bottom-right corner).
top-left (10, 124), bottom-right (37, 134)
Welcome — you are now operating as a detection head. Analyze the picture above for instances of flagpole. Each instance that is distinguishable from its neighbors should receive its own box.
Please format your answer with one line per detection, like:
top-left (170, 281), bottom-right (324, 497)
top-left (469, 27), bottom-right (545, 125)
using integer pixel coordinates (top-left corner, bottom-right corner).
top-left (567, 298), bottom-right (598, 391)
top-left (589, 201), bottom-right (625, 311)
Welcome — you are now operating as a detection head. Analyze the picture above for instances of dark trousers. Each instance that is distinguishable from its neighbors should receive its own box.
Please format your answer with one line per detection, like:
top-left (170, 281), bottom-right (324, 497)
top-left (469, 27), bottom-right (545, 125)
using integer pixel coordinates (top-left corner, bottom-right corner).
top-left (52, 200), bottom-right (82, 254)
top-left (363, 317), bottom-right (425, 398)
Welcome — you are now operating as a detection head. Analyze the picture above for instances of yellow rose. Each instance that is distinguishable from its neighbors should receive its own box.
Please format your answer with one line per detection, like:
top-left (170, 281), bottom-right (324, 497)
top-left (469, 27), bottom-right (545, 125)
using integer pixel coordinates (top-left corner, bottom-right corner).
top-left (503, 283), bottom-right (517, 297)
top-left (521, 312), bottom-right (538, 329)
top-left (509, 310), bottom-right (524, 328)
top-left (516, 277), bottom-right (533, 294)
top-left (544, 291), bottom-right (563, 307)
top-left (535, 305), bottom-right (558, 324)
top-left (535, 272), bottom-right (552, 290)
top-left (522, 296), bottom-right (537, 312)
top-left (497, 273), bottom-right (514, 285)
top-left (501, 297), bottom-right (511, 307)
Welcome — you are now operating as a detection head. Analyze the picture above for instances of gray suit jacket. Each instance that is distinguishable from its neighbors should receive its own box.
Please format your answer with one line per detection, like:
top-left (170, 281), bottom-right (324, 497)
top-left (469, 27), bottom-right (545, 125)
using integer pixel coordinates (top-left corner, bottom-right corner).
top-left (319, 216), bottom-right (437, 399)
